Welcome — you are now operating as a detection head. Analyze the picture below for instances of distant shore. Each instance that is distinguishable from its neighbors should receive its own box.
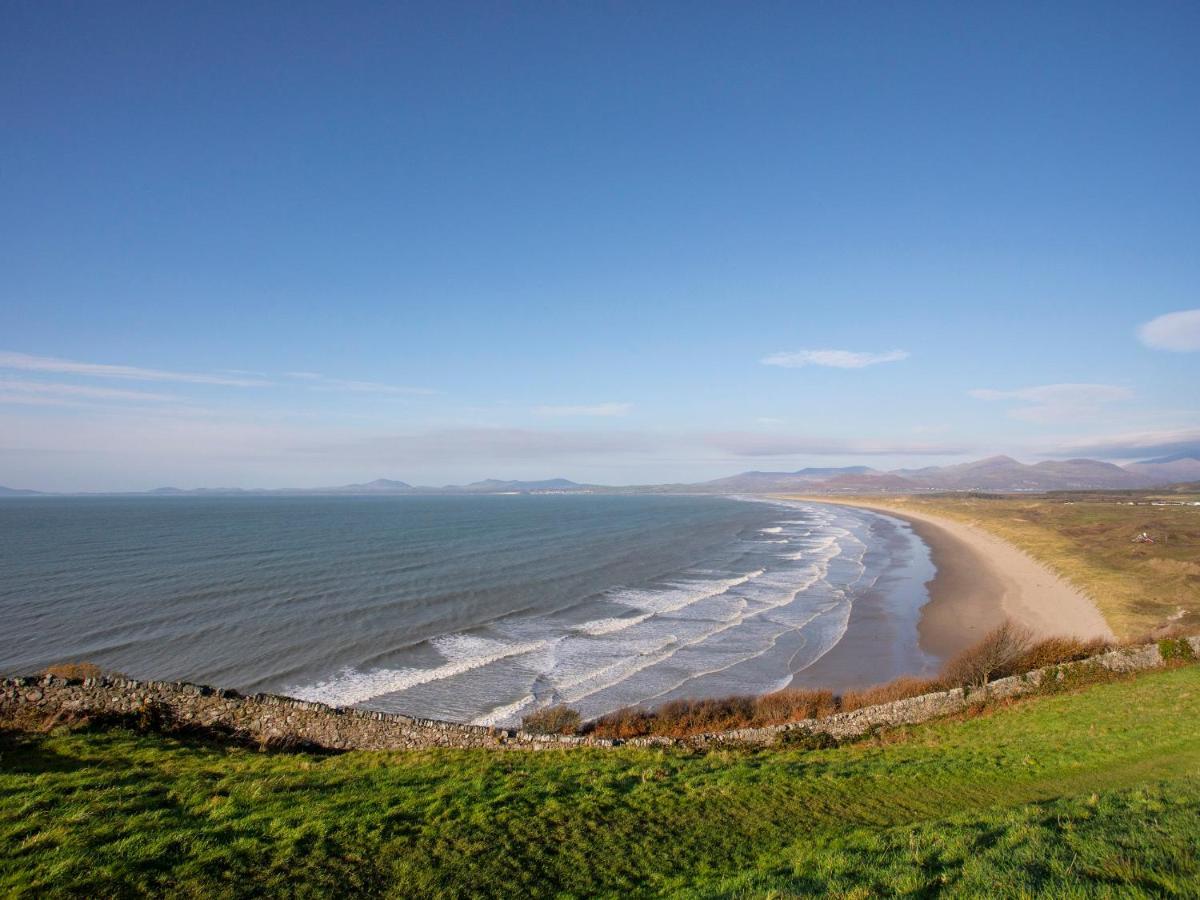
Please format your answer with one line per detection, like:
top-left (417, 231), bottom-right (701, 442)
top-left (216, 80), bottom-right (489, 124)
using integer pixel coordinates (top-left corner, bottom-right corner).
top-left (795, 498), bottom-right (1115, 664)
top-left (796, 501), bottom-right (1113, 657)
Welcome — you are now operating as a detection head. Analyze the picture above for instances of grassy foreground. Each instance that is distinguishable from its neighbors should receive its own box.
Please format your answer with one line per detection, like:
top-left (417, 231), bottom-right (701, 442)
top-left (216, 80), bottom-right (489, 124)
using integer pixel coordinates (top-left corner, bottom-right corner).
top-left (821, 492), bottom-right (1200, 640)
top-left (4, 666), bottom-right (1200, 897)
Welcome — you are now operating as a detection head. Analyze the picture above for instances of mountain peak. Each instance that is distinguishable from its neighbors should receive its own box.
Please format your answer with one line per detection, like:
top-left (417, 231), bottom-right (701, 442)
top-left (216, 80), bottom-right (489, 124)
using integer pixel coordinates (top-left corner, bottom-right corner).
top-left (974, 454), bottom-right (1020, 466)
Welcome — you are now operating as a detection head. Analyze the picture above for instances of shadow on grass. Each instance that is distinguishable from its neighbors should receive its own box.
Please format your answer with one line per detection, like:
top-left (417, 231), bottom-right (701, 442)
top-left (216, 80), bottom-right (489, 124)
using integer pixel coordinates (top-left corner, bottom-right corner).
top-left (2, 711), bottom-right (345, 761)
top-left (0, 728), bottom-right (89, 775)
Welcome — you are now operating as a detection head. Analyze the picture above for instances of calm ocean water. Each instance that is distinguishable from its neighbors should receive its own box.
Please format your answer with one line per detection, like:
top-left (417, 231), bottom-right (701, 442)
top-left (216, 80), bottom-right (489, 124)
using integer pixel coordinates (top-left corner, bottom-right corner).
top-left (0, 494), bottom-right (936, 724)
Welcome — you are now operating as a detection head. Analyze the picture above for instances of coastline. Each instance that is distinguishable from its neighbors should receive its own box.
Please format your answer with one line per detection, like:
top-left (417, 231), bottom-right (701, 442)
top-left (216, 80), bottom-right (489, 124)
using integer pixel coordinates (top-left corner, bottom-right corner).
top-left (792, 497), bottom-right (1115, 663)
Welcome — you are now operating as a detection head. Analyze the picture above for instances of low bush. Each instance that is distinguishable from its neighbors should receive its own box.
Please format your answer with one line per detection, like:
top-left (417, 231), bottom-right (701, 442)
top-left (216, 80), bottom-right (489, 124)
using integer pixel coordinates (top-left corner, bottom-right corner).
top-left (649, 696), bottom-right (755, 735)
top-left (585, 706), bottom-right (654, 739)
top-left (1012, 636), bottom-right (1111, 672)
top-left (940, 622), bottom-right (1033, 688)
top-left (754, 688), bottom-right (838, 722)
top-left (1160, 637), bottom-right (1197, 663)
top-left (520, 705), bottom-right (581, 735)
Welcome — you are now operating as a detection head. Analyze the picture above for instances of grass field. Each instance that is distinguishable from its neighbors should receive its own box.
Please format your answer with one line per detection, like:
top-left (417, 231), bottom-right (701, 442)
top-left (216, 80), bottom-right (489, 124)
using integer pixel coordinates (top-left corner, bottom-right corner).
top-left (4, 666), bottom-right (1200, 897)
top-left (837, 493), bottom-right (1200, 641)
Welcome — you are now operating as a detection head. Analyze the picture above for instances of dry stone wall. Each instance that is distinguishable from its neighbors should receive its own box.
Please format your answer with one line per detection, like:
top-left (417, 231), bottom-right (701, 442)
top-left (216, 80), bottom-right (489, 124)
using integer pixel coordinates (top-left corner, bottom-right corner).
top-left (3, 638), bottom-right (1196, 752)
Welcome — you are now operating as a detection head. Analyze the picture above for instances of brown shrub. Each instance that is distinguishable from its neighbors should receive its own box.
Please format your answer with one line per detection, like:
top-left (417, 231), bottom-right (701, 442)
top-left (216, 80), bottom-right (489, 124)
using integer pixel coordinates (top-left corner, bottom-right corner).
top-left (41, 661), bottom-right (111, 680)
top-left (1012, 636), bottom-right (1111, 672)
top-left (590, 689), bottom-right (838, 739)
top-left (520, 704), bottom-right (581, 736)
top-left (840, 676), bottom-right (944, 712)
top-left (588, 706), bottom-right (655, 739)
top-left (649, 695), bottom-right (756, 735)
top-left (520, 705), bottom-right (580, 739)
top-left (940, 621), bottom-right (1033, 687)
top-left (753, 688), bottom-right (837, 724)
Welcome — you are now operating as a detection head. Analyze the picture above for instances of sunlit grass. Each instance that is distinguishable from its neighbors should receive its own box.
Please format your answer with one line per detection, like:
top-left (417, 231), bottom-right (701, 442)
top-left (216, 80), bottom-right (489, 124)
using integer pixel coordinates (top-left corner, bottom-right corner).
top-left (3, 666), bottom-right (1199, 897)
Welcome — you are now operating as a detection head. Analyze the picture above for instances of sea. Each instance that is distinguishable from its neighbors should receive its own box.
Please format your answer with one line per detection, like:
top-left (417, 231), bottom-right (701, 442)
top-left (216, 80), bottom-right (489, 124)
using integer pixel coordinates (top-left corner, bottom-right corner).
top-left (0, 494), bottom-right (938, 725)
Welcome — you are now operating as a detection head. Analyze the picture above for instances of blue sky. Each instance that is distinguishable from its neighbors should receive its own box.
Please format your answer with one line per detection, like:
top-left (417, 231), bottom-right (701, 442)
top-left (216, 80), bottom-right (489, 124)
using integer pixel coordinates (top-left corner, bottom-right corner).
top-left (2, 1), bottom-right (1198, 490)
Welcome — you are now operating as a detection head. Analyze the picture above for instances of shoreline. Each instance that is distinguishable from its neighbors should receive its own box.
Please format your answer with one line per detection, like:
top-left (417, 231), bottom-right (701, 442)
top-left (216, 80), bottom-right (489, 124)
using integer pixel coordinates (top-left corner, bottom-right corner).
top-left (792, 497), bottom-right (1115, 662)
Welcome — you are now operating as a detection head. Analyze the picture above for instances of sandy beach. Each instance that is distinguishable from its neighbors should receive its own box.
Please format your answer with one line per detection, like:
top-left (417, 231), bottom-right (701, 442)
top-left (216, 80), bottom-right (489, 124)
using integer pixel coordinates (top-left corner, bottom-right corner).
top-left (789, 497), bottom-right (1115, 674)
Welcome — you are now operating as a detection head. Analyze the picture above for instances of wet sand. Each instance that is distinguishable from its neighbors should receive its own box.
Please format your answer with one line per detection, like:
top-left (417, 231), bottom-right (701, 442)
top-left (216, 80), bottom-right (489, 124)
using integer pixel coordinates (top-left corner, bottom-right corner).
top-left (800, 498), bottom-right (1115, 669)
top-left (788, 508), bottom-right (945, 691)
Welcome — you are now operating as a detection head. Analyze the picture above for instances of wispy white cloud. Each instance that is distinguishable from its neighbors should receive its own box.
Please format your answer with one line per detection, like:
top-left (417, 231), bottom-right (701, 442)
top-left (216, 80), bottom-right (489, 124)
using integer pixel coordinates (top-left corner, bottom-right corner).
top-left (761, 349), bottom-right (910, 369)
top-left (0, 379), bottom-right (180, 410)
top-left (969, 383), bottom-right (1133, 423)
top-left (533, 402), bottom-right (631, 417)
top-left (1137, 309), bottom-right (1200, 352)
top-left (0, 351), bottom-right (272, 387)
top-left (0, 379), bottom-right (178, 403)
top-left (296, 427), bottom-right (656, 462)
top-left (701, 431), bottom-right (972, 457)
top-left (285, 372), bottom-right (440, 396)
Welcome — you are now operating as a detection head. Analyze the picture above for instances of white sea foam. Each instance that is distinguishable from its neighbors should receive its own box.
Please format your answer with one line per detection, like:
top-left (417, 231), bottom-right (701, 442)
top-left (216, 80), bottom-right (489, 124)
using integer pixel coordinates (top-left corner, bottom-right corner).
top-left (288, 634), bottom-right (549, 707)
top-left (606, 569), bottom-right (765, 614)
top-left (554, 633), bottom-right (682, 698)
top-left (760, 526), bottom-right (784, 534)
top-left (471, 692), bottom-right (537, 727)
top-left (573, 612), bottom-right (655, 636)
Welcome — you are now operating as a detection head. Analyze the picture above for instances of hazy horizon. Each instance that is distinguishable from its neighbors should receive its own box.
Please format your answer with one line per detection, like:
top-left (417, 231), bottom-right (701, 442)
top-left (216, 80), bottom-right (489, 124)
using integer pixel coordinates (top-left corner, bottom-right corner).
top-left (3, 4), bottom-right (1197, 492)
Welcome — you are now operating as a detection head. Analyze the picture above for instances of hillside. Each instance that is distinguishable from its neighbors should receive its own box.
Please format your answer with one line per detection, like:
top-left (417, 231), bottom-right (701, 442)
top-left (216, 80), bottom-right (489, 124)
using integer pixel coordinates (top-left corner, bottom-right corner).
top-left (2, 666), bottom-right (1198, 896)
top-left (1126, 452), bottom-right (1200, 484)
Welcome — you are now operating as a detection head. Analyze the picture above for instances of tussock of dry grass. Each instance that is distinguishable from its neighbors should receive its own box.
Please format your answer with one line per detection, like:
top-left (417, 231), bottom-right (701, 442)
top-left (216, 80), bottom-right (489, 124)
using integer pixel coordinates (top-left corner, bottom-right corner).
top-left (1013, 635), bottom-right (1112, 671)
top-left (40, 661), bottom-right (112, 680)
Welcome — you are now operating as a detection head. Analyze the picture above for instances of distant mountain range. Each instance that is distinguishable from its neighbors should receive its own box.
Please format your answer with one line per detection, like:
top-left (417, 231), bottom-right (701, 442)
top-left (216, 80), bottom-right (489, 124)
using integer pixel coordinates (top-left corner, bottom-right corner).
top-left (0, 485), bottom-right (44, 496)
top-left (3, 454), bottom-right (1200, 497)
top-left (684, 454), bottom-right (1200, 493)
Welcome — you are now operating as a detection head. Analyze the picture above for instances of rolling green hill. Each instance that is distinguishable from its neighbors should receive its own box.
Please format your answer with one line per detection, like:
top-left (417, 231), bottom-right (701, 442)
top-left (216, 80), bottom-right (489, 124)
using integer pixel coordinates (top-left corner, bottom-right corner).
top-left (3, 665), bottom-right (1199, 897)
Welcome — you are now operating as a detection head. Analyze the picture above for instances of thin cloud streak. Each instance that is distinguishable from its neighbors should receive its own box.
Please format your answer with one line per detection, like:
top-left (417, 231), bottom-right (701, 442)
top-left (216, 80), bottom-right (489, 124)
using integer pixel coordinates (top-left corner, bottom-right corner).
top-left (0, 379), bottom-right (178, 402)
top-left (0, 351), bottom-right (273, 387)
top-left (284, 372), bottom-right (440, 396)
top-left (970, 383), bottom-right (1133, 423)
top-left (762, 349), bottom-right (910, 369)
top-left (298, 427), bottom-right (657, 463)
top-left (702, 431), bottom-right (972, 457)
top-left (533, 403), bottom-right (631, 417)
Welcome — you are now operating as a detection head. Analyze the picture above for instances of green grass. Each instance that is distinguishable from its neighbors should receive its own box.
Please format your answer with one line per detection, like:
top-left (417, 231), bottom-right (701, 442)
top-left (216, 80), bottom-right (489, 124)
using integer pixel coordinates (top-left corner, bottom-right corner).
top-left (4, 667), bottom-right (1200, 897)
